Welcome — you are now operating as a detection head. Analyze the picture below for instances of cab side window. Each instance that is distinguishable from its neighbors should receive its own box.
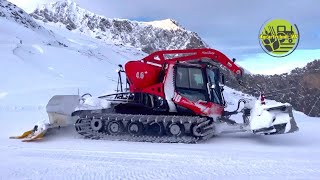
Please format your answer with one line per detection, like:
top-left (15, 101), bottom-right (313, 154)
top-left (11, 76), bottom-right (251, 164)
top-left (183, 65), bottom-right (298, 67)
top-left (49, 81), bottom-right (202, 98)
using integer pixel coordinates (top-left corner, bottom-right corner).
top-left (176, 67), bottom-right (205, 90)
top-left (175, 66), bottom-right (207, 102)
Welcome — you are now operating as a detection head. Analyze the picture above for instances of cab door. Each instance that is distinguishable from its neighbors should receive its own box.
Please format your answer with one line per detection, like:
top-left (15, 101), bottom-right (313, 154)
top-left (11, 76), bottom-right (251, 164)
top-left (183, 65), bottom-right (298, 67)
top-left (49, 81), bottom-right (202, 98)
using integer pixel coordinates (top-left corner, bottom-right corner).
top-left (173, 65), bottom-right (224, 117)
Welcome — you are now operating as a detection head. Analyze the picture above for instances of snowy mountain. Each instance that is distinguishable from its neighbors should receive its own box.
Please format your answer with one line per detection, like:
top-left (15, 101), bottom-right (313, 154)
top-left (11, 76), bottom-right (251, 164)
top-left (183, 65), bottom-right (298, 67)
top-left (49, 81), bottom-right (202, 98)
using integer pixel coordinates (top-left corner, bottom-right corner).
top-left (30, 0), bottom-right (208, 53)
top-left (0, 0), bottom-right (69, 47)
top-left (0, 0), bottom-right (40, 29)
top-left (0, 0), bottom-right (145, 108)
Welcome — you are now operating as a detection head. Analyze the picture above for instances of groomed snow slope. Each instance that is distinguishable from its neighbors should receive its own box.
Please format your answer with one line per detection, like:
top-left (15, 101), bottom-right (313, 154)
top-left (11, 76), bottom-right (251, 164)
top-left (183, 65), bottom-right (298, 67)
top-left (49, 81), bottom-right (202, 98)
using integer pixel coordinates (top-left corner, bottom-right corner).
top-left (1, 93), bottom-right (320, 179)
top-left (1, 2), bottom-right (320, 179)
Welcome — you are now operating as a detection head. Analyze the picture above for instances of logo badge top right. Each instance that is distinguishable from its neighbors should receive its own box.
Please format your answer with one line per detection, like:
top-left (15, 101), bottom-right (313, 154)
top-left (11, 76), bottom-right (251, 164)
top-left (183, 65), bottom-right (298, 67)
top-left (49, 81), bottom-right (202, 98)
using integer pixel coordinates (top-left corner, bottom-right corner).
top-left (259, 19), bottom-right (300, 57)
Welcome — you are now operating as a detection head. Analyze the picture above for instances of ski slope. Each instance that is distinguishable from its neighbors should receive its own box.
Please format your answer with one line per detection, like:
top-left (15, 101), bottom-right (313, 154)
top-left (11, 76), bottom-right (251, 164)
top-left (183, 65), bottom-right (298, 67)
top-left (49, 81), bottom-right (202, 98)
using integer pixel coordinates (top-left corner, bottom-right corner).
top-left (1, 105), bottom-right (320, 179)
top-left (1, 3), bottom-right (320, 179)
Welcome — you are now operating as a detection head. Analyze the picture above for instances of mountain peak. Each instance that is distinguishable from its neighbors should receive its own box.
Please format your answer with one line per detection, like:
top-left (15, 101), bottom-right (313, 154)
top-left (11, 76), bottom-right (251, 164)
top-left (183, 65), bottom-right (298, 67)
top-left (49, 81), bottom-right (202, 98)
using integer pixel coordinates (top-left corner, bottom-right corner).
top-left (36, 0), bottom-right (83, 17)
top-left (30, 1), bottom-right (208, 53)
top-left (145, 19), bottom-right (182, 31)
top-left (41, 0), bottom-right (78, 9)
top-left (56, 0), bottom-right (77, 8)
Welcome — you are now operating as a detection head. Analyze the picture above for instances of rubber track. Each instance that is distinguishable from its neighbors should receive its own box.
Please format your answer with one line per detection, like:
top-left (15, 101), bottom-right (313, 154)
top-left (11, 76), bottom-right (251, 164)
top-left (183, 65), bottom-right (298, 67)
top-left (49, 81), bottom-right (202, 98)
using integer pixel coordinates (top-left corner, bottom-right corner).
top-left (74, 114), bottom-right (215, 144)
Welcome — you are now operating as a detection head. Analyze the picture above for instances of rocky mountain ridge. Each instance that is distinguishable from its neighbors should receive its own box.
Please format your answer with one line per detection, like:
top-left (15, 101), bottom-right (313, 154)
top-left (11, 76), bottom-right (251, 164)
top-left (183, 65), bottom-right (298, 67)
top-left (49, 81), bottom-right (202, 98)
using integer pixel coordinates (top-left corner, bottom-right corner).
top-left (30, 0), bottom-right (207, 53)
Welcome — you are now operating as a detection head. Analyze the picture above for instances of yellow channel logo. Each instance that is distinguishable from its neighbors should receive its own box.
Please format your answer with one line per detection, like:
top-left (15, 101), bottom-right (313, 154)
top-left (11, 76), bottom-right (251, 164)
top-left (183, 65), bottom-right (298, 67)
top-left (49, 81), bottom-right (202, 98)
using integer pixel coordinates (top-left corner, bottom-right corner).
top-left (259, 19), bottom-right (300, 57)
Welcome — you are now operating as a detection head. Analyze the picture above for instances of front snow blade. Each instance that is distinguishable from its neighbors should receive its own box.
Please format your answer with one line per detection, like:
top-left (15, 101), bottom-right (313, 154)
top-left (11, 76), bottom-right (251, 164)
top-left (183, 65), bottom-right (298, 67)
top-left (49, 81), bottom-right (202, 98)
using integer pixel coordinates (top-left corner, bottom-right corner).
top-left (250, 103), bottom-right (299, 135)
top-left (265, 105), bottom-right (298, 135)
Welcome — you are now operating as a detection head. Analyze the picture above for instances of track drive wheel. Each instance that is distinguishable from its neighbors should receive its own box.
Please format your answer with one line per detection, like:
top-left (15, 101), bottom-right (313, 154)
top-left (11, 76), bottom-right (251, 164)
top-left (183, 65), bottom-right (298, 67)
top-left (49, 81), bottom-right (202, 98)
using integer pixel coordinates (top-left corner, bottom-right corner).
top-left (127, 122), bottom-right (144, 136)
top-left (90, 118), bottom-right (103, 131)
top-left (166, 123), bottom-right (185, 137)
top-left (106, 120), bottom-right (124, 135)
top-left (147, 122), bottom-right (164, 136)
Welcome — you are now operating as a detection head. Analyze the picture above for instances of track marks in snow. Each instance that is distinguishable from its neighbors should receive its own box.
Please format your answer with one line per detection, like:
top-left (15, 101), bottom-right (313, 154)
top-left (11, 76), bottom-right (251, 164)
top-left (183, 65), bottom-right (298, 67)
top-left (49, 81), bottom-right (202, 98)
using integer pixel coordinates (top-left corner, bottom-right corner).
top-left (1, 144), bottom-right (320, 180)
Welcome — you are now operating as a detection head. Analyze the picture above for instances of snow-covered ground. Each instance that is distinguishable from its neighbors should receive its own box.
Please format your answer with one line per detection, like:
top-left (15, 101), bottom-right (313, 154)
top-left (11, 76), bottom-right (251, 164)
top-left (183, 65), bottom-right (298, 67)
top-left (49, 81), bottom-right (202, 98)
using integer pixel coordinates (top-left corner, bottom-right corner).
top-left (1, 105), bottom-right (320, 179)
top-left (1, 2), bottom-right (320, 179)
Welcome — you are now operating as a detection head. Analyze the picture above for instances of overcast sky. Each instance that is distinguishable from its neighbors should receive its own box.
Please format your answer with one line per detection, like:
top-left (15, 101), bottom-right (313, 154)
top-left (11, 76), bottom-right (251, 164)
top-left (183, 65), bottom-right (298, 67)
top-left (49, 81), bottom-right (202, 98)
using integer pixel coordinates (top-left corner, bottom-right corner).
top-left (8, 0), bottom-right (320, 74)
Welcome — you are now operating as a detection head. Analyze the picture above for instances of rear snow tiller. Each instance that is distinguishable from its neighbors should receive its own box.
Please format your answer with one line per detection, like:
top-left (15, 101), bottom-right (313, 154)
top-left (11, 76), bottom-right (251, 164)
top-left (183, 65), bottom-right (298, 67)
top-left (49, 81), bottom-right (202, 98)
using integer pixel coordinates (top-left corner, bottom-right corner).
top-left (10, 48), bottom-right (299, 143)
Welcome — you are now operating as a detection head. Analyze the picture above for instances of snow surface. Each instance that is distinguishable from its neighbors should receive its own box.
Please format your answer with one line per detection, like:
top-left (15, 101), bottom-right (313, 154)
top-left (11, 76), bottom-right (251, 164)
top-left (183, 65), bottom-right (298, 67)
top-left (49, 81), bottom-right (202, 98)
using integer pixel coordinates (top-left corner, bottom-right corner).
top-left (1, 2), bottom-right (320, 179)
top-left (2, 97), bottom-right (320, 179)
